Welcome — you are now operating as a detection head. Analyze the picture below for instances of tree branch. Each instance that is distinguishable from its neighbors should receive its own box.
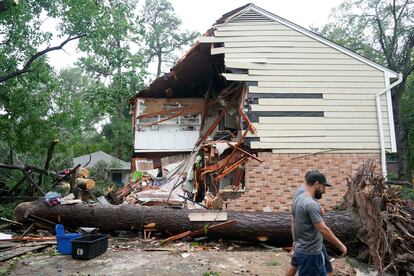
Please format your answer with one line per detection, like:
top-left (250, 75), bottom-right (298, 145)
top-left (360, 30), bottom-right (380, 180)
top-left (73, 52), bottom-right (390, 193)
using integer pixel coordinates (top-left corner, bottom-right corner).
top-left (0, 35), bottom-right (85, 83)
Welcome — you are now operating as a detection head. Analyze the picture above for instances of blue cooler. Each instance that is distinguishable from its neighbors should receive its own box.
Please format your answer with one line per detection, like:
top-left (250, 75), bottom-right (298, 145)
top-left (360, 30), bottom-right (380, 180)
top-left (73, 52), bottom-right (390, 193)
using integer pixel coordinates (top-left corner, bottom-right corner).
top-left (56, 224), bottom-right (81, 255)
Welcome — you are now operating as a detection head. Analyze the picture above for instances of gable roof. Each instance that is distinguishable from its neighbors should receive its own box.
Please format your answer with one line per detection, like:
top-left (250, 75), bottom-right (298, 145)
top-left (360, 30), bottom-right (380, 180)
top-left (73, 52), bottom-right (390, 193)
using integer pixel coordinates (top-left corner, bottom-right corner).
top-left (73, 151), bottom-right (130, 170)
top-left (214, 3), bottom-right (398, 78)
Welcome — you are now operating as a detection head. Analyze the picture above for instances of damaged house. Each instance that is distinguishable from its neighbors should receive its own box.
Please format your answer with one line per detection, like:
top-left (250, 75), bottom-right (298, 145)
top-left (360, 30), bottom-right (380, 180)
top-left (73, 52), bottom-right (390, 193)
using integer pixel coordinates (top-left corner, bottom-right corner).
top-left (129, 4), bottom-right (400, 212)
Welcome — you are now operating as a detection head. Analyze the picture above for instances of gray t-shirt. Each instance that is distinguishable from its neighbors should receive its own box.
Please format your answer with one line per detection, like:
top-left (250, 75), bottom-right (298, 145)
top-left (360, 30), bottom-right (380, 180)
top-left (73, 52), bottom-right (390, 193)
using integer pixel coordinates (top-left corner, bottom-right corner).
top-left (292, 193), bottom-right (324, 254)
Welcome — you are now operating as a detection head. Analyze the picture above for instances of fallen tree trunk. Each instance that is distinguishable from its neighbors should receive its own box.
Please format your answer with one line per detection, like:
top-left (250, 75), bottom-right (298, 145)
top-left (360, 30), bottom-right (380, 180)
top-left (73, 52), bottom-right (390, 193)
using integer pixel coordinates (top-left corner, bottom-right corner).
top-left (15, 201), bottom-right (358, 247)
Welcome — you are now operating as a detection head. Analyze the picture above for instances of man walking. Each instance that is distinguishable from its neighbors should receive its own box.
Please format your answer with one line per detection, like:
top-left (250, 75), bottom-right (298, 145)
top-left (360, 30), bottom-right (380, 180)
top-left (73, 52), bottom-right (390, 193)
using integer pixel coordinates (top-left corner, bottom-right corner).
top-left (286, 170), bottom-right (347, 275)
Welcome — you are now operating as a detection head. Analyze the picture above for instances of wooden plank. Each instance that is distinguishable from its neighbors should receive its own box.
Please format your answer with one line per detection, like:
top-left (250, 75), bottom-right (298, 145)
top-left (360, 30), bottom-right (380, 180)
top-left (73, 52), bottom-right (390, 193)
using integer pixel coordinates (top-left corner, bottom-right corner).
top-left (215, 156), bottom-right (248, 182)
top-left (0, 217), bottom-right (23, 226)
top-left (188, 212), bottom-right (228, 222)
top-left (188, 220), bottom-right (238, 237)
top-left (162, 231), bottom-right (192, 244)
top-left (226, 142), bottom-right (263, 162)
top-left (0, 243), bottom-right (54, 262)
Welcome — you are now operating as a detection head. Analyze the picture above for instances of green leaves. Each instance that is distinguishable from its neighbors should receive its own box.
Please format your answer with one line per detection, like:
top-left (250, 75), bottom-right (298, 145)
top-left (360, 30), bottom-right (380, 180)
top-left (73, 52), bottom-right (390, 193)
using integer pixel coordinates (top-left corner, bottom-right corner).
top-left (318, 0), bottom-right (414, 180)
top-left (142, 0), bottom-right (200, 76)
top-left (132, 170), bottom-right (143, 182)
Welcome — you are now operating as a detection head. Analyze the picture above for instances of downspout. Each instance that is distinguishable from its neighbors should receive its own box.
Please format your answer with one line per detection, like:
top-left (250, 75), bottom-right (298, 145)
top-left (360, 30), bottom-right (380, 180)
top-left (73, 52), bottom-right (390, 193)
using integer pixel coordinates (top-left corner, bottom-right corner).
top-left (376, 73), bottom-right (402, 177)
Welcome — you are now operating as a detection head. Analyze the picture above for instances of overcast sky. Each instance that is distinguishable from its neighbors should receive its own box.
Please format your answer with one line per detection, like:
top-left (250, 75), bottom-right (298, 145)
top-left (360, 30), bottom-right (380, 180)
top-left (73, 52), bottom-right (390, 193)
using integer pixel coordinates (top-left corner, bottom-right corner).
top-left (48, 0), bottom-right (343, 72)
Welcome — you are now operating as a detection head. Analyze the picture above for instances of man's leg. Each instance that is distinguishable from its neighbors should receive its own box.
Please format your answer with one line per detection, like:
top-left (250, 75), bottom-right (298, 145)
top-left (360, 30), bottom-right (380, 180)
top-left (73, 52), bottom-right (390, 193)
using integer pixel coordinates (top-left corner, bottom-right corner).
top-left (285, 265), bottom-right (297, 276)
top-left (322, 245), bottom-right (333, 276)
top-left (286, 252), bottom-right (300, 276)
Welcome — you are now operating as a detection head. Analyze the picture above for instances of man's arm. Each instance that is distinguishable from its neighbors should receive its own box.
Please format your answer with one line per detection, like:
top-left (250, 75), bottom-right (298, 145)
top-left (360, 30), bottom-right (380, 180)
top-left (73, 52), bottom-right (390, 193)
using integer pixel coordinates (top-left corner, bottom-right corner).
top-left (314, 221), bottom-right (347, 256)
top-left (291, 218), bottom-right (296, 251)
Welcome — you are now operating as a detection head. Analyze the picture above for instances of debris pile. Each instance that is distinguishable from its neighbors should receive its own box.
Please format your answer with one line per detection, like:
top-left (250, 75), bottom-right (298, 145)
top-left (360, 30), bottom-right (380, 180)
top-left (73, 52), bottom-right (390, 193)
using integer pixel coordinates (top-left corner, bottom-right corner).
top-left (346, 158), bottom-right (414, 274)
top-left (124, 83), bottom-right (262, 209)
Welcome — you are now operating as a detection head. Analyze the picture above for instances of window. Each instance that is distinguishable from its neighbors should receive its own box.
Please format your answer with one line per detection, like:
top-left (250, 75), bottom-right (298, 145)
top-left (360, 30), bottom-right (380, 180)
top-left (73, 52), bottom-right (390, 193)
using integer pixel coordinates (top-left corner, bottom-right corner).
top-left (112, 172), bottom-right (123, 186)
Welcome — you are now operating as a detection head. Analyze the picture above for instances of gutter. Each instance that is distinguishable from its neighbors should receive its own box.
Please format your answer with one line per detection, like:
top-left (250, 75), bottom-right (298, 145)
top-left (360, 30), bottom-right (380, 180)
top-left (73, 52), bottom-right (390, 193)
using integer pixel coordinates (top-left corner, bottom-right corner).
top-left (376, 73), bottom-right (403, 177)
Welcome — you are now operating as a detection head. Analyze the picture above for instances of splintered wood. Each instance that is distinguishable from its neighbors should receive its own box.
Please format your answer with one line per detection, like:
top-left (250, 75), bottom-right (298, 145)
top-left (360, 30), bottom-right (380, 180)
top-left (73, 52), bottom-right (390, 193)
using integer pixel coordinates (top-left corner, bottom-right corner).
top-left (346, 158), bottom-right (414, 275)
top-left (128, 84), bottom-right (261, 209)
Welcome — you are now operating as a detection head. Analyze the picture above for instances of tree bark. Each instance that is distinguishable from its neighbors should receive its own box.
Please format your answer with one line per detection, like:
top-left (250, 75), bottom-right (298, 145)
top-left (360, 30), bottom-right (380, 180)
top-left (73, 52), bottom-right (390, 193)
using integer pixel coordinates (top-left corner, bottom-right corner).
top-left (392, 85), bottom-right (412, 182)
top-left (14, 201), bottom-right (358, 247)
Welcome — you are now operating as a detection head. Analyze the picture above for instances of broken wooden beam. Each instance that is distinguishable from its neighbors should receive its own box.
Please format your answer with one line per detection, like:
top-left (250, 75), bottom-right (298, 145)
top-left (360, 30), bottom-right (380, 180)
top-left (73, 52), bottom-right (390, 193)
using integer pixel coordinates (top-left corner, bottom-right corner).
top-left (0, 217), bottom-right (24, 226)
top-left (188, 219), bottom-right (237, 237)
top-left (226, 142), bottom-right (263, 163)
top-left (163, 220), bottom-right (237, 244)
top-left (162, 230), bottom-right (192, 244)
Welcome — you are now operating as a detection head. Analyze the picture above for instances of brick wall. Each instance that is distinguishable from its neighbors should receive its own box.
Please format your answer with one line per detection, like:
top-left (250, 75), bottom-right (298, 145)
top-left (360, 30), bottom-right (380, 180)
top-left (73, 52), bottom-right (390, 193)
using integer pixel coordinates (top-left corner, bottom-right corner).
top-left (225, 152), bottom-right (380, 212)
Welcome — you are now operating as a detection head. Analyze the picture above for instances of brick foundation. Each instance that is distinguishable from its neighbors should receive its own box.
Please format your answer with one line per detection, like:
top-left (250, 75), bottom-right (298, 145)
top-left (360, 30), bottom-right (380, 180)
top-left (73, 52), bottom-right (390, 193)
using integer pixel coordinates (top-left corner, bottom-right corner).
top-left (225, 152), bottom-right (380, 212)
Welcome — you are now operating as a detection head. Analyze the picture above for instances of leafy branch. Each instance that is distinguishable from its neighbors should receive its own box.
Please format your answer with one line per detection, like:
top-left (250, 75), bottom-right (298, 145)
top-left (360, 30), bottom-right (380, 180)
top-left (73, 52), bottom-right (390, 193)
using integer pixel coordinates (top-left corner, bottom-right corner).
top-left (0, 35), bottom-right (84, 83)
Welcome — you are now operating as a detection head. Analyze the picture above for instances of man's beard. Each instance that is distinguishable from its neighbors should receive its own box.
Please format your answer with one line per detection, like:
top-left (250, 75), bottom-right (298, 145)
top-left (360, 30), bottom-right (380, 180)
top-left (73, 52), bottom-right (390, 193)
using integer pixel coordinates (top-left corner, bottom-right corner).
top-left (314, 188), bottom-right (323, 200)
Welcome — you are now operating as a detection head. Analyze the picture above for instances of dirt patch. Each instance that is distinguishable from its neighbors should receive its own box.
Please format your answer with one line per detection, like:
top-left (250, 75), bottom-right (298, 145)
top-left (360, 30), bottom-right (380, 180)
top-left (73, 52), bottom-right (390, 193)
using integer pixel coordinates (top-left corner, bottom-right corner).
top-left (1, 238), bottom-right (357, 276)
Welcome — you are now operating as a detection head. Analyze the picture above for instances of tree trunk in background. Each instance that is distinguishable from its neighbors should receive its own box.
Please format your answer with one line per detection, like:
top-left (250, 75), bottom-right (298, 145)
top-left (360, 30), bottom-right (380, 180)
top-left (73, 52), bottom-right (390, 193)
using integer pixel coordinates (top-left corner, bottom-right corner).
top-left (392, 86), bottom-right (412, 182)
top-left (14, 201), bottom-right (358, 247)
top-left (156, 53), bottom-right (162, 77)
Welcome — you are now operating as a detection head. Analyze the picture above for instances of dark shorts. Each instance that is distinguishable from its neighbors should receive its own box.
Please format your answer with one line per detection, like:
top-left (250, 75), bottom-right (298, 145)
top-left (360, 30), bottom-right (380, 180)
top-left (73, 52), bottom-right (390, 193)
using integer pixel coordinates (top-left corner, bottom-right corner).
top-left (321, 245), bottom-right (332, 273)
top-left (291, 251), bottom-right (329, 276)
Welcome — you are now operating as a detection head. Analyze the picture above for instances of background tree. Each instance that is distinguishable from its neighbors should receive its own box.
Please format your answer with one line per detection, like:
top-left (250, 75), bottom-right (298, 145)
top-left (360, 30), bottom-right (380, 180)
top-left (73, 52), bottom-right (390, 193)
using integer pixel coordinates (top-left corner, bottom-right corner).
top-left (77, 0), bottom-right (146, 160)
top-left (317, 0), bottom-right (414, 181)
top-left (0, 0), bottom-right (99, 84)
top-left (142, 0), bottom-right (199, 77)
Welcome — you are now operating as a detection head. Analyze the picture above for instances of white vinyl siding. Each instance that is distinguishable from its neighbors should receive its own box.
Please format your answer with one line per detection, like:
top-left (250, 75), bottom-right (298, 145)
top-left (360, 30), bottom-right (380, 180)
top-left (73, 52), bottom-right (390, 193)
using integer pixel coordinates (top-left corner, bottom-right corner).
top-left (207, 20), bottom-right (393, 152)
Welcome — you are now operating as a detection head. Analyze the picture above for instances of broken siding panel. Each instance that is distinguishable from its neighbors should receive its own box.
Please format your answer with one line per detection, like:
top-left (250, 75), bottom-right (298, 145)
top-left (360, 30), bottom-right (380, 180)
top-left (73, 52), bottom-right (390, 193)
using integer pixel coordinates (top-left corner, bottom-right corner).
top-left (255, 129), bottom-right (386, 137)
top-left (215, 30), bottom-right (303, 37)
top-left (248, 86), bottom-right (383, 93)
top-left (258, 136), bottom-right (387, 143)
top-left (214, 47), bottom-right (340, 53)
top-left (225, 62), bottom-right (382, 71)
top-left (223, 73), bottom-right (384, 83)
top-left (253, 123), bottom-right (388, 131)
top-left (271, 149), bottom-right (381, 154)
top-left (251, 105), bottom-right (382, 112)
top-left (200, 37), bottom-right (320, 43)
top-left (248, 69), bottom-right (383, 77)
top-left (257, 98), bottom-right (387, 106)
top-left (214, 20), bottom-right (391, 152)
top-left (257, 82), bottom-right (385, 88)
top-left (225, 52), bottom-right (350, 59)
top-left (258, 117), bottom-right (388, 124)
top-left (250, 141), bottom-right (381, 149)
